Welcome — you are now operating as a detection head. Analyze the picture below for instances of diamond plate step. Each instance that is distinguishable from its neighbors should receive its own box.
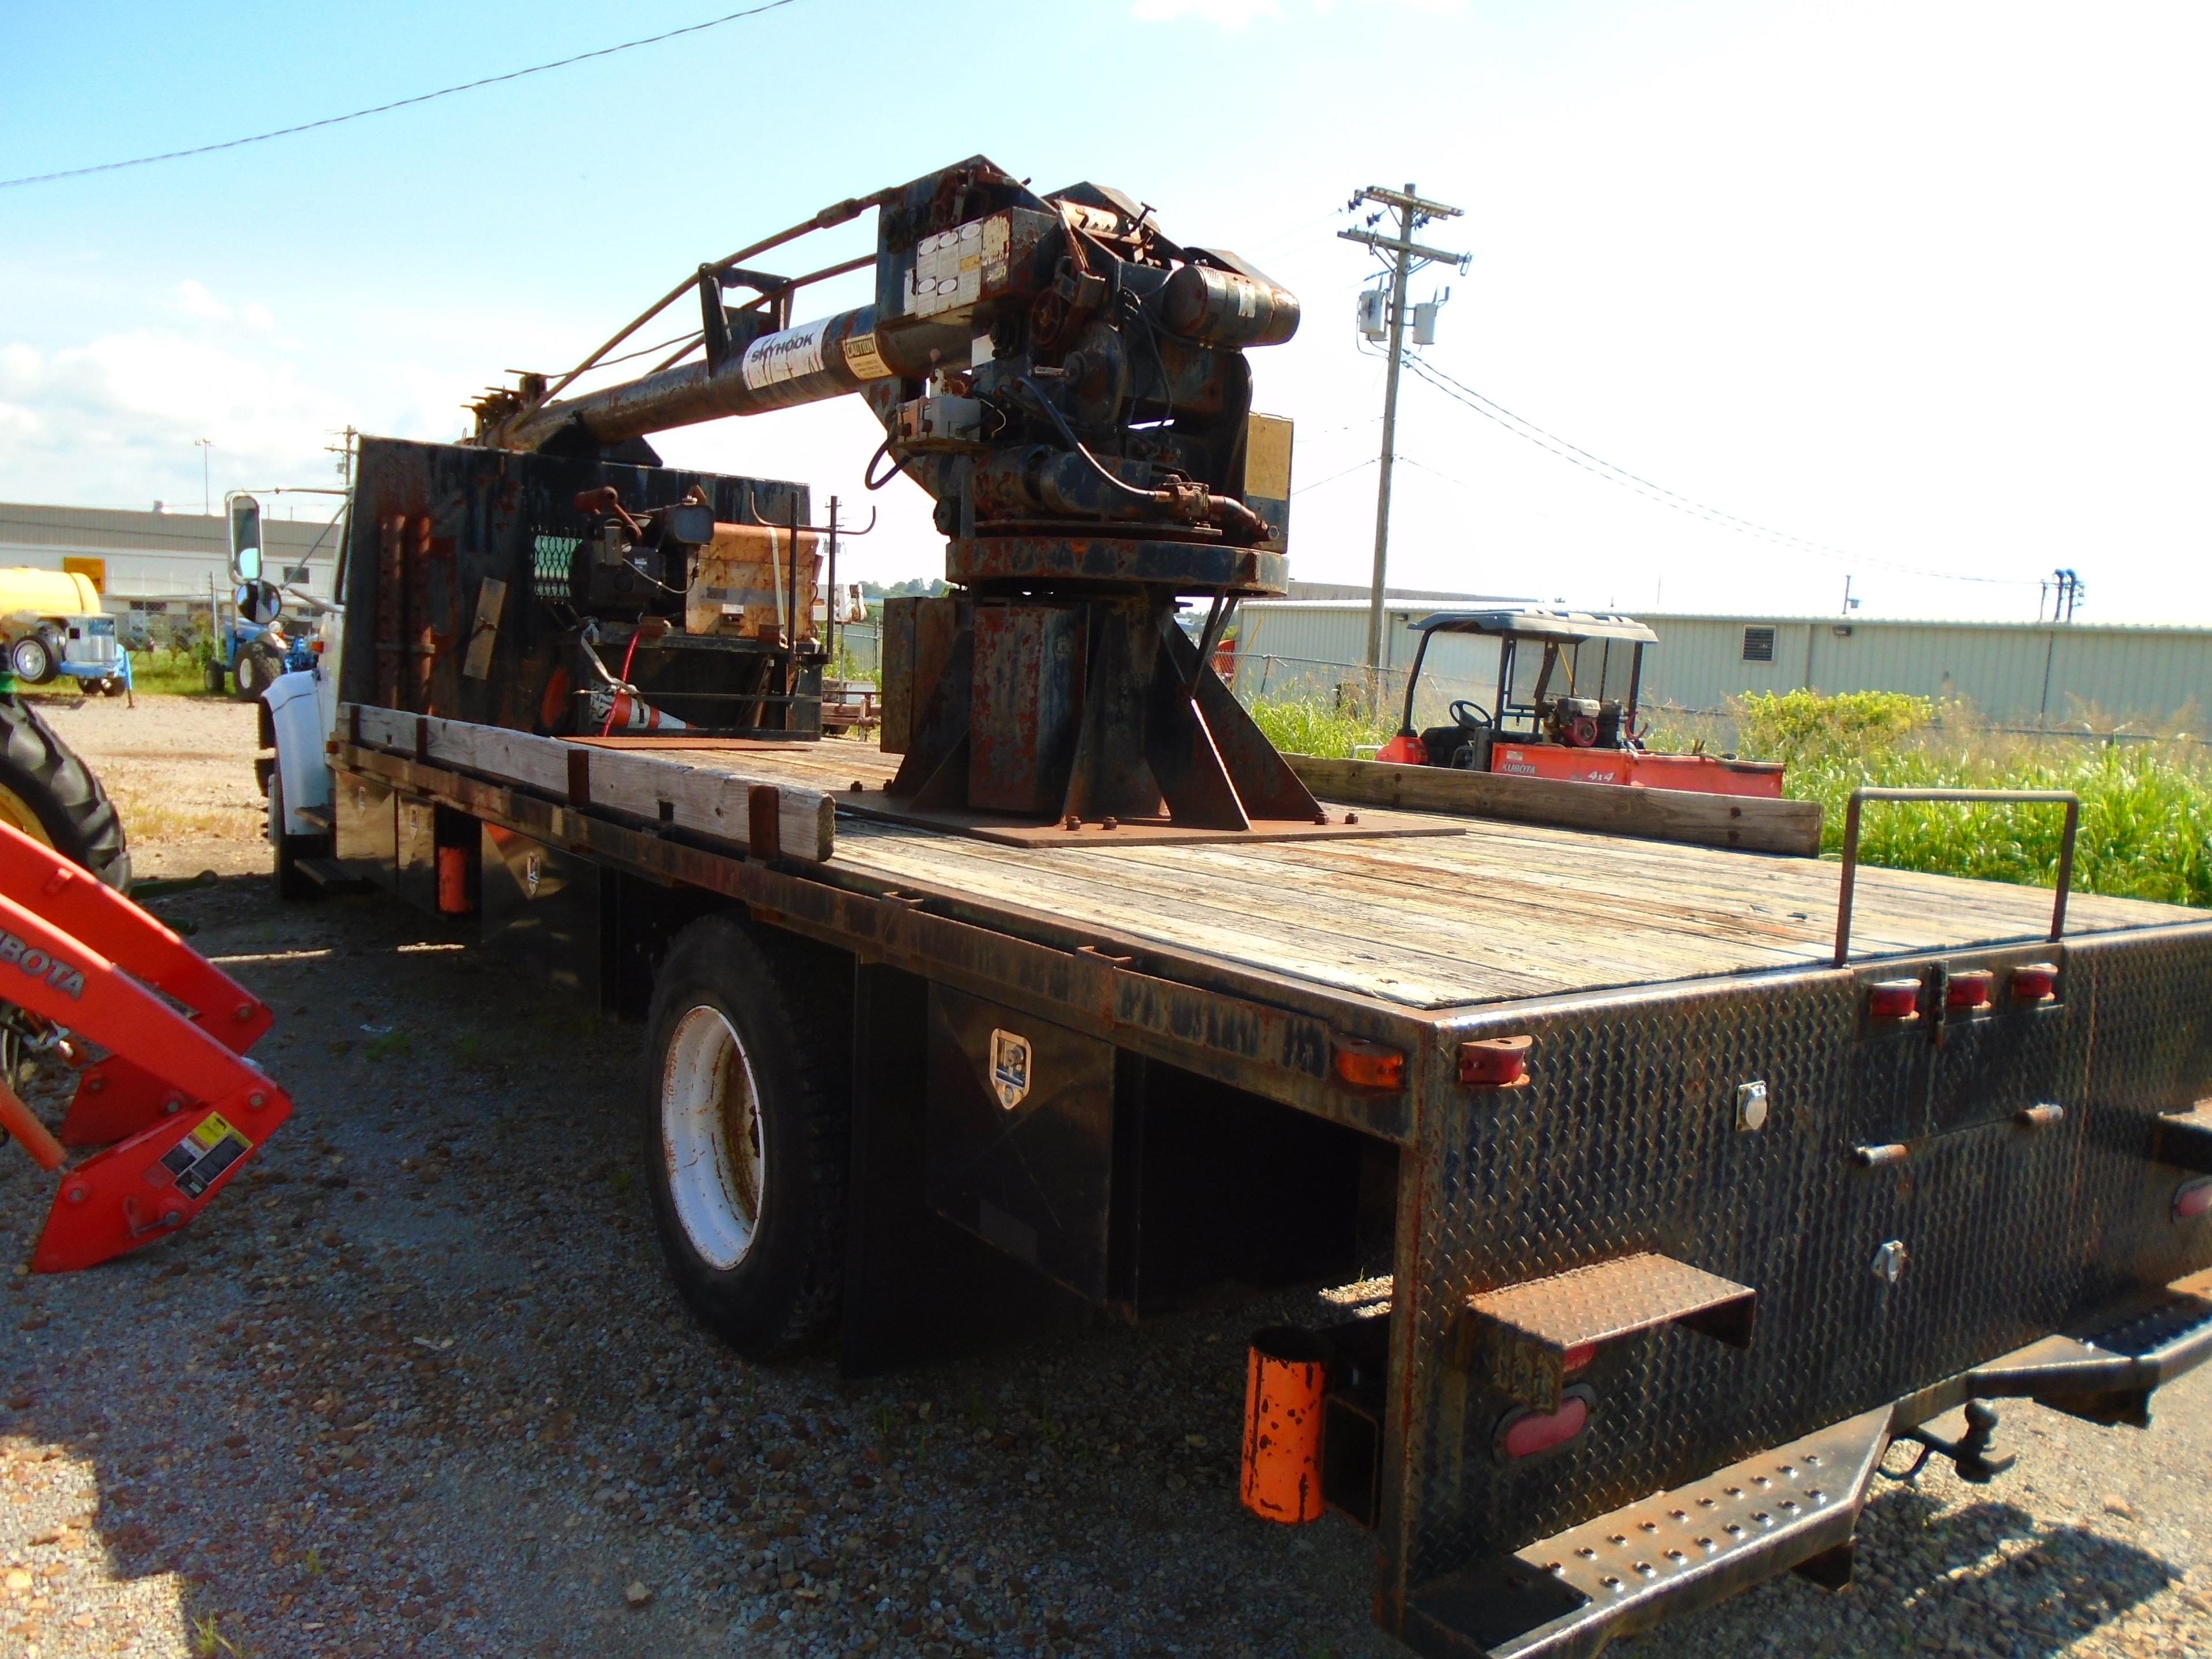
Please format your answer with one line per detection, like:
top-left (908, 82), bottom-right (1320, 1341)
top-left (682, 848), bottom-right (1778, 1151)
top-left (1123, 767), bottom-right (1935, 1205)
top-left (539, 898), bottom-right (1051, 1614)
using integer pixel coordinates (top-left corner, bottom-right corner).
top-left (1464, 1252), bottom-right (1756, 1411)
top-left (2155, 1103), bottom-right (2212, 1173)
top-left (1401, 1274), bottom-right (2212, 1659)
top-left (1403, 1406), bottom-right (1892, 1659)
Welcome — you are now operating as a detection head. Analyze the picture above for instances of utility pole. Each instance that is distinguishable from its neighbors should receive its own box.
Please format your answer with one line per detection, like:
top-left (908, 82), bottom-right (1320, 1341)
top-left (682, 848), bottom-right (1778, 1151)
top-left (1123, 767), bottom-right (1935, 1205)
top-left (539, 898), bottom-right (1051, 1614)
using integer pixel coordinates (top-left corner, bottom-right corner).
top-left (194, 438), bottom-right (214, 516)
top-left (327, 425), bottom-right (358, 488)
top-left (1341, 185), bottom-right (1468, 700)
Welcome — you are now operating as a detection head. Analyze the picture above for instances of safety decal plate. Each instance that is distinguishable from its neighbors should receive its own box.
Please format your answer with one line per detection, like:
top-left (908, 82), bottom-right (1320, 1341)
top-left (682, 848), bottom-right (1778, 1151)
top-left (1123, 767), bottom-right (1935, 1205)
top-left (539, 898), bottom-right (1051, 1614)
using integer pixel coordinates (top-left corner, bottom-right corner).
top-left (158, 1112), bottom-right (252, 1199)
top-left (842, 331), bottom-right (892, 380)
top-left (989, 1028), bottom-right (1032, 1111)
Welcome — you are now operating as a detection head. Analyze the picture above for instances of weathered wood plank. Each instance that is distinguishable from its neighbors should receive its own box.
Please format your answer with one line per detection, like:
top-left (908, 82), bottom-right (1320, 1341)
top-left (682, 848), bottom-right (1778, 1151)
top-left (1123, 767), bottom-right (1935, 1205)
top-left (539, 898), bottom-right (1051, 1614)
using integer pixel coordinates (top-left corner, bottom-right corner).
top-left (341, 704), bottom-right (835, 862)
top-left (1285, 753), bottom-right (1824, 857)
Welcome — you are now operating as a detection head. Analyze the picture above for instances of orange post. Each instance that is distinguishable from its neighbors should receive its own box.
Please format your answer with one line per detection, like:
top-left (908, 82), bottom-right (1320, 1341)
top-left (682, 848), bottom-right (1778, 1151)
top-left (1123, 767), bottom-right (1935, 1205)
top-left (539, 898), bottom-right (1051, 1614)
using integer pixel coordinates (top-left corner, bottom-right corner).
top-left (436, 846), bottom-right (474, 915)
top-left (1240, 1327), bottom-right (1332, 1524)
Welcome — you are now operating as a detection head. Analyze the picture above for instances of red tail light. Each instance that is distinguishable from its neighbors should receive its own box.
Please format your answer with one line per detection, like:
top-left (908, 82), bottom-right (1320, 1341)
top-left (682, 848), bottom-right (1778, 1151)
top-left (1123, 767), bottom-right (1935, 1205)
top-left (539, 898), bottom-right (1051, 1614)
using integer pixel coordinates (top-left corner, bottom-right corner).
top-left (1459, 1035), bottom-right (1532, 1089)
top-left (1868, 979), bottom-right (1921, 1021)
top-left (1946, 970), bottom-right (1994, 1012)
top-left (2010, 963), bottom-right (2058, 1002)
top-left (1497, 1387), bottom-right (1593, 1461)
top-left (2176, 1179), bottom-right (2212, 1224)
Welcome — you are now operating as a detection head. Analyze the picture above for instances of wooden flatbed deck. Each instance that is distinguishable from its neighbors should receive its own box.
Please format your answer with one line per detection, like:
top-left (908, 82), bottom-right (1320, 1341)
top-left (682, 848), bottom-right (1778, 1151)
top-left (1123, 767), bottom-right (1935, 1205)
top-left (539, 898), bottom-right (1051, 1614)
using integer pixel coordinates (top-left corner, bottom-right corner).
top-left (599, 737), bottom-right (2203, 1013)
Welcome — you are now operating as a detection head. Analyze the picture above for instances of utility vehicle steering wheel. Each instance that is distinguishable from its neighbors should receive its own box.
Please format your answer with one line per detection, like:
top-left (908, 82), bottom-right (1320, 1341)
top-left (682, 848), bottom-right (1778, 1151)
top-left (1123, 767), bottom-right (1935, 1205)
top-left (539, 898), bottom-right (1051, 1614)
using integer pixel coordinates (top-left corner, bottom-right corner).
top-left (1450, 699), bottom-right (1494, 730)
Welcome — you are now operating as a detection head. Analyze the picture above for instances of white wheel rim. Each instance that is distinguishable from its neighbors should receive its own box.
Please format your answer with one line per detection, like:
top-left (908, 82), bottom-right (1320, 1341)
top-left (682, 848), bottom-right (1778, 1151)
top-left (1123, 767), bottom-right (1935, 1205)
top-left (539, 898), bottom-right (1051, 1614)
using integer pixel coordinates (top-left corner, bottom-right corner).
top-left (661, 1005), bottom-right (766, 1271)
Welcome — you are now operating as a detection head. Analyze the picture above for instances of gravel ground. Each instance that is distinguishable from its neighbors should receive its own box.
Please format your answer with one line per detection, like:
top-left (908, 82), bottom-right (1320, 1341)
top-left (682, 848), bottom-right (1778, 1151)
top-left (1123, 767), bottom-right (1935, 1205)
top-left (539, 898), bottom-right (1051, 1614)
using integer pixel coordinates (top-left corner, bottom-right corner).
top-left (1, 695), bottom-right (2209, 1658)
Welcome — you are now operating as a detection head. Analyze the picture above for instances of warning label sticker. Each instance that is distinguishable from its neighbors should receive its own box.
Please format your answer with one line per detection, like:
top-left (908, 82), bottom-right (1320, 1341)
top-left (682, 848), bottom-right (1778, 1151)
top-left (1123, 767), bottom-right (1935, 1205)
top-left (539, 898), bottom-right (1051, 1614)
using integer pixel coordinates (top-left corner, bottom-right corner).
top-left (842, 331), bottom-right (892, 380)
top-left (158, 1112), bottom-right (252, 1199)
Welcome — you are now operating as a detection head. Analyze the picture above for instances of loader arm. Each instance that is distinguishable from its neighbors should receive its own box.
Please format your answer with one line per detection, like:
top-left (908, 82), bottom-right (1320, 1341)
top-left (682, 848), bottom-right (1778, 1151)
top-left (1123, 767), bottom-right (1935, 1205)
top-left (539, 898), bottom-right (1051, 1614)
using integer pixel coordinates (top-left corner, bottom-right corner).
top-left (0, 821), bottom-right (291, 1271)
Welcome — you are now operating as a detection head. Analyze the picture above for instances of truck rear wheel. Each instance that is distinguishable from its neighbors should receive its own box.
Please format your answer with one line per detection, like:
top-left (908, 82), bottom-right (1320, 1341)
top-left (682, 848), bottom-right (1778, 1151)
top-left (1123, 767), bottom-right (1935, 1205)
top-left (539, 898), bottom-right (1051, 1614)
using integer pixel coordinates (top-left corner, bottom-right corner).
top-left (642, 916), bottom-right (848, 1357)
top-left (0, 698), bottom-right (130, 888)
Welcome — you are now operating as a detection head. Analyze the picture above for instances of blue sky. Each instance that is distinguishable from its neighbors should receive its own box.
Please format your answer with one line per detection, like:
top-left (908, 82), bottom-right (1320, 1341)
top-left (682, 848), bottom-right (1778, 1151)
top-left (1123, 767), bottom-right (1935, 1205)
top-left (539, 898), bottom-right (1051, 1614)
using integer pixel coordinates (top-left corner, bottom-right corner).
top-left (3, 0), bottom-right (2206, 622)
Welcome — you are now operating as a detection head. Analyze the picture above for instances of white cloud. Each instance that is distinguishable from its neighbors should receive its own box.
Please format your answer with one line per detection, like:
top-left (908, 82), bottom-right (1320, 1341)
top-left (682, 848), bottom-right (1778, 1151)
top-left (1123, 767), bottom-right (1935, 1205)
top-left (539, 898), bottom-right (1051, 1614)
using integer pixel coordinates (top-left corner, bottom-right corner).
top-left (241, 301), bottom-right (276, 332)
top-left (173, 279), bottom-right (230, 321)
top-left (0, 328), bottom-right (354, 508)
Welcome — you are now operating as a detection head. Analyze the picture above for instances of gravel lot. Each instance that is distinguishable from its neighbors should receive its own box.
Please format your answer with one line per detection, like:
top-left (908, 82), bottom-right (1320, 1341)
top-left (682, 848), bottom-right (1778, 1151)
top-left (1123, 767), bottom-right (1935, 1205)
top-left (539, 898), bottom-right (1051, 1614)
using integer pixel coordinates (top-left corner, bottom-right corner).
top-left (2, 694), bottom-right (2209, 1658)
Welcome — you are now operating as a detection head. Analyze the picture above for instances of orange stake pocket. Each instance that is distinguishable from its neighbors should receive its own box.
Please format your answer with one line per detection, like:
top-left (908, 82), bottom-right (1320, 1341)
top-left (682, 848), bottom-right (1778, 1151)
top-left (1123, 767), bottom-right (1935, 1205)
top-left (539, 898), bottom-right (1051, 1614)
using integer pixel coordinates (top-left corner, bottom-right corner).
top-left (1240, 1326), bottom-right (1332, 1525)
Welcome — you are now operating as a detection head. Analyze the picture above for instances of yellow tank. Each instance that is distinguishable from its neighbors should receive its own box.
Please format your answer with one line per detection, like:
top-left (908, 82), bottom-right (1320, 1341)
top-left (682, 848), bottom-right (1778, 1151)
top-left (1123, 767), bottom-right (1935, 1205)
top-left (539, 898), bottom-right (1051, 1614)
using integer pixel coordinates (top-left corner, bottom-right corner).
top-left (0, 567), bottom-right (103, 622)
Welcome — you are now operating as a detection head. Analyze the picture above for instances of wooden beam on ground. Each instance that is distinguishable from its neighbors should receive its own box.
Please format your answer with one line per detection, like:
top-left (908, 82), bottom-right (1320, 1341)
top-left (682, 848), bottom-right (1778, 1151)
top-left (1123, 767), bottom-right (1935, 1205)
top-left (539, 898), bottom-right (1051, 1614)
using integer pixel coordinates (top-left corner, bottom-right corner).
top-left (1284, 753), bottom-right (1823, 857)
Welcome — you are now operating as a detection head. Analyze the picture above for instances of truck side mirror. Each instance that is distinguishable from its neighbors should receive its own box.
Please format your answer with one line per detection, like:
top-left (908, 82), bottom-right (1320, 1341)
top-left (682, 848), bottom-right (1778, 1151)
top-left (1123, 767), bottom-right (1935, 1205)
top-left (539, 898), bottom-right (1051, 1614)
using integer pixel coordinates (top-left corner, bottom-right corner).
top-left (229, 495), bottom-right (263, 583)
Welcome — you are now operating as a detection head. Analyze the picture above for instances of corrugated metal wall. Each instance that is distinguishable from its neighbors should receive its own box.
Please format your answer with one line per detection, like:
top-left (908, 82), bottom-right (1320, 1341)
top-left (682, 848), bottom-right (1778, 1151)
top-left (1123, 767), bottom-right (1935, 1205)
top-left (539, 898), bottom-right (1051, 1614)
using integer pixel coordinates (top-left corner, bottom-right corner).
top-left (0, 502), bottom-right (344, 605)
top-left (1229, 603), bottom-right (2212, 727)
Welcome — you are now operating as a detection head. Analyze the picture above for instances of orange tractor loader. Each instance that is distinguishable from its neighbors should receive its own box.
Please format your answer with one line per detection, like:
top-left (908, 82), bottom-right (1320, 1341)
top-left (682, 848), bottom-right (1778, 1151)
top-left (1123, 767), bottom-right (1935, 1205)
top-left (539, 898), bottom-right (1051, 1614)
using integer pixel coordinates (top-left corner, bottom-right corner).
top-left (0, 819), bottom-right (291, 1272)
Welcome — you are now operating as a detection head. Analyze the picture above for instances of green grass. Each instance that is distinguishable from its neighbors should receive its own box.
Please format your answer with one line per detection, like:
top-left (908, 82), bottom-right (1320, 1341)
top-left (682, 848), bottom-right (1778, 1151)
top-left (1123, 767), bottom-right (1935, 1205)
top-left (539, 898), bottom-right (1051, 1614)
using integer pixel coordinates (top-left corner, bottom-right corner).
top-left (1733, 691), bottom-right (2212, 907)
top-left (130, 652), bottom-right (221, 696)
top-left (1250, 685), bottom-right (2212, 907)
top-left (1245, 695), bottom-right (1395, 760)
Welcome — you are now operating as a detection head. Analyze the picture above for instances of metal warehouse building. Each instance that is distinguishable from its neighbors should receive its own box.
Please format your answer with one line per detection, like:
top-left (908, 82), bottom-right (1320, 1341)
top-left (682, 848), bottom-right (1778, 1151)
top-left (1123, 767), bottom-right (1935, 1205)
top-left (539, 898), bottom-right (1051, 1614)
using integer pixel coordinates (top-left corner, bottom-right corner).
top-left (1229, 601), bottom-right (2212, 728)
top-left (0, 501), bottom-right (345, 631)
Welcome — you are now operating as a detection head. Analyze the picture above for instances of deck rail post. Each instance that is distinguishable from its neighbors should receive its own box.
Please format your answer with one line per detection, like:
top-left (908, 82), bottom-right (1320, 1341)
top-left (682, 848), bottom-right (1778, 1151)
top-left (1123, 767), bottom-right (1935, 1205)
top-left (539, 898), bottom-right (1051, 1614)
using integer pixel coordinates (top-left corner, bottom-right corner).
top-left (1833, 786), bottom-right (2081, 966)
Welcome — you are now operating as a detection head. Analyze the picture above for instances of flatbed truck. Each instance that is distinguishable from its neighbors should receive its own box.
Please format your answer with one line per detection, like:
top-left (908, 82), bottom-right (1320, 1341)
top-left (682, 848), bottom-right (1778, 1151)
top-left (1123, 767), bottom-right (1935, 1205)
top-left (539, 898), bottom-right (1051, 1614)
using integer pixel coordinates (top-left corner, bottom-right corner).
top-left (257, 156), bottom-right (2212, 1657)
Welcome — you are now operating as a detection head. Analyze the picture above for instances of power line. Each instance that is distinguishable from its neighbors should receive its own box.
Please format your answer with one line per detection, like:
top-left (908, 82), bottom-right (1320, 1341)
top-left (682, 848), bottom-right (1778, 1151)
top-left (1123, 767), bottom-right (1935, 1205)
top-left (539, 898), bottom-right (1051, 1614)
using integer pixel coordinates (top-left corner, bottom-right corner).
top-left (1, 0), bottom-right (807, 190)
top-left (1291, 456), bottom-right (1380, 497)
top-left (1401, 353), bottom-right (2043, 588)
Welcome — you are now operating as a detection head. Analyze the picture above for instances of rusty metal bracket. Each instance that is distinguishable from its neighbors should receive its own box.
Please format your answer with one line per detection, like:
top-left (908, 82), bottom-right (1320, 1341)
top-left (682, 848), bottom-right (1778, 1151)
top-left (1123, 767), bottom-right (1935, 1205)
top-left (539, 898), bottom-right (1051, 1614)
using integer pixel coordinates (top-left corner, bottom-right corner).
top-left (1465, 1253), bottom-right (1756, 1411)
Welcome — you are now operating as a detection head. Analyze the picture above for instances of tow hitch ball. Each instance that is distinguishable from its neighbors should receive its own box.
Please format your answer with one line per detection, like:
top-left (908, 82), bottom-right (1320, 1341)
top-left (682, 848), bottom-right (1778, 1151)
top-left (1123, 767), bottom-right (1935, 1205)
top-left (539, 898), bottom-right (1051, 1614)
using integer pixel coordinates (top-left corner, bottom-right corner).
top-left (1889, 1400), bottom-right (2018, 1484)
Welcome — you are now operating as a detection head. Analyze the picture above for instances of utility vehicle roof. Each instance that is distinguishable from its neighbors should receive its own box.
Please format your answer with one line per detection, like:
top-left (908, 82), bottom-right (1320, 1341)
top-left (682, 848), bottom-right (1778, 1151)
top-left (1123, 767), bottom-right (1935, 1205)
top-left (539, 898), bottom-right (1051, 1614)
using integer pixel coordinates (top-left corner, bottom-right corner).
top-left (1410, 606), bottom-right (1659, 645)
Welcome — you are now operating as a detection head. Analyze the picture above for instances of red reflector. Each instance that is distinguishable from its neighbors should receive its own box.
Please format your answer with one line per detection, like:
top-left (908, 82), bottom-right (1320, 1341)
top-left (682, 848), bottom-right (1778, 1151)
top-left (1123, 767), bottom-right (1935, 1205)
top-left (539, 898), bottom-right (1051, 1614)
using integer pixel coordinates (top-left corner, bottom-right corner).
top-left (1946, 970), bottom-right (1994, 1012)
top-left (1377, 732), bottom-right (1427, 766)
top-left (1459, 1035), bottom-right (1532, 1088)
top-left (1560, 1342), bottom-right (1597, 1374)
top-left (1334, 1037), bottom-right (1406, 1090)
top-left (1499, 1391), bottom-right (1591, 1460)
top-left (2010, 963), bottom-right (2058, 1002)
top-left (1868, 979), bottom-right (1921, 1020)
top-left (2176, 1179), bottom-right (2212, 1223)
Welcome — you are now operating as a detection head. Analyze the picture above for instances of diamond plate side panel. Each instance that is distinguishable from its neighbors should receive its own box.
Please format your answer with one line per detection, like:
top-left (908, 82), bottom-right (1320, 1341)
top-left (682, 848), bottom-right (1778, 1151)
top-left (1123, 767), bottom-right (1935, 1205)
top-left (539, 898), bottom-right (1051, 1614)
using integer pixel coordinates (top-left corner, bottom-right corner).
top-left (1392, 925), bottom-right (2212, 1593)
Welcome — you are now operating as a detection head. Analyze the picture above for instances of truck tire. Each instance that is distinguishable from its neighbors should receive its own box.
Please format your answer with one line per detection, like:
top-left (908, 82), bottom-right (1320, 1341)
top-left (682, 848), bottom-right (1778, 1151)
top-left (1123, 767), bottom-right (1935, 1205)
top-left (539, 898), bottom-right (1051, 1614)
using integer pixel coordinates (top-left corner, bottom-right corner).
top-left (8, 634), bottom-right (56, 685)
top-left (642, 915), bottom-right (849, 1358)
top-left (0, 698), bottom-right (130, 889)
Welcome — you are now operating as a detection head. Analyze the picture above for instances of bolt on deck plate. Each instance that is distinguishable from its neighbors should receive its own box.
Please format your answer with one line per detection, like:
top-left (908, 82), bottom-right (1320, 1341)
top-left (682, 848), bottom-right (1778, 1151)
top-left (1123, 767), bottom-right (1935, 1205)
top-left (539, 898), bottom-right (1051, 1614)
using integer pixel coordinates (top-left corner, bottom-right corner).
top-left (1464, 1252), bottom-right (1756, 1411)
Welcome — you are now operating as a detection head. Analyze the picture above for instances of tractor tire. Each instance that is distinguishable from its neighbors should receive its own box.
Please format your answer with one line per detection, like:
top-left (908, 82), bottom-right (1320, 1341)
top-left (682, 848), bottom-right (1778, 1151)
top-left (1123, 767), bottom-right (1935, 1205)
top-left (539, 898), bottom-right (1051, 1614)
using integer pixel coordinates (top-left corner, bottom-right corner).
top-left (202, 660), bottom-right (226, 695)
top-left (233, 646), bottom-right (278, 701)
top-left (9, 633), bottom-right (57, 685)
top-left (641, 915), bottom-right (850, 1358)
top-left (0, 697), bottom-right (130, 889)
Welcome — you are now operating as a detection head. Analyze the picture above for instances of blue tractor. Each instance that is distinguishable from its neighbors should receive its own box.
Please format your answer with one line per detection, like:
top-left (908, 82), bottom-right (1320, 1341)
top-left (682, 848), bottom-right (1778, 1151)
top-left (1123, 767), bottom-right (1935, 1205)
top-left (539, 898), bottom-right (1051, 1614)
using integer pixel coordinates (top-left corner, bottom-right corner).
top-left (208, 493), bottom-right (321, 700)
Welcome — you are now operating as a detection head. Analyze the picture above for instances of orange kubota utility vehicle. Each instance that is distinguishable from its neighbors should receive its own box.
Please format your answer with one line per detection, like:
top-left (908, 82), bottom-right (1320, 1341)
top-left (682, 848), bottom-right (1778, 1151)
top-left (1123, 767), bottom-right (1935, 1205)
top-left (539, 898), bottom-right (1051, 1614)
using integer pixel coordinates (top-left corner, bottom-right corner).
top-left (1376, 606), bottom-right (1786, 798)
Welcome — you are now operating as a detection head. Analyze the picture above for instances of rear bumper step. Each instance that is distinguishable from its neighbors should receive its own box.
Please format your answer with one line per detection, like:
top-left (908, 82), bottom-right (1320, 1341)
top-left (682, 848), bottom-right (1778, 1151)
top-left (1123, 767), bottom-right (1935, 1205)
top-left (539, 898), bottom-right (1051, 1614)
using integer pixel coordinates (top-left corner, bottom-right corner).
top-left (1403, 1274), bottom-right (2212, 1659)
